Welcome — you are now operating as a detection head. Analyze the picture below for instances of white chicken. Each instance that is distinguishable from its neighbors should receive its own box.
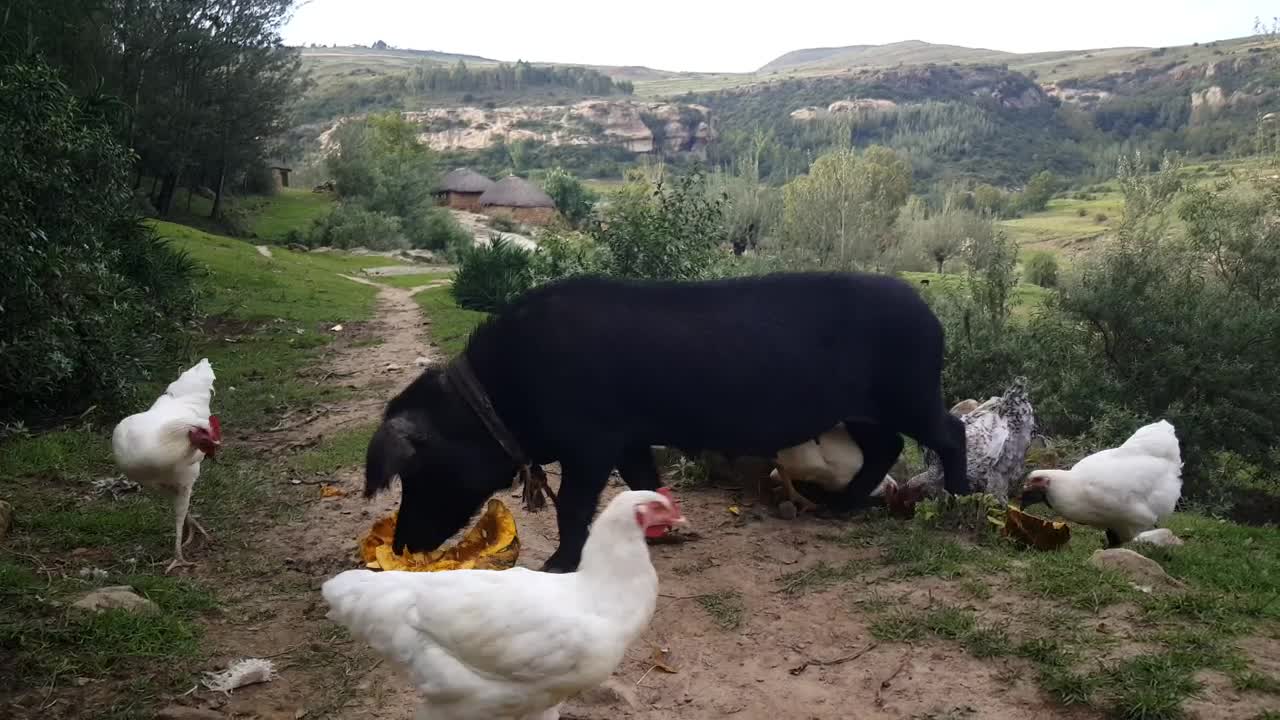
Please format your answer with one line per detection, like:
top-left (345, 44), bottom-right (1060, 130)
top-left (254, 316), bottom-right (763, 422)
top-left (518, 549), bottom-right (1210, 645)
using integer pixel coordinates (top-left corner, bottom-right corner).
top-left (321, 489), bottom-right (685, 720)
top-left (770, 423), bottom-right (866, 513)
top-left (908, 376), bottom-right (1035, 503)
top-left (111, 358), bottom-right (221, 573)
top-left (1020, 419), bottom-right (1182, 548)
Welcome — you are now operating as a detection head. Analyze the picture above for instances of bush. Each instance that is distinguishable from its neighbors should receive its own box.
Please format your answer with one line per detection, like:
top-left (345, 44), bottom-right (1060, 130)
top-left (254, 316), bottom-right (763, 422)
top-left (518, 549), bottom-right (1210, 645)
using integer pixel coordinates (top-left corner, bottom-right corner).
top-left (450, 235), bottom-right (534, 312)
top-left (406, 206), bottom-right (471, 251)
top-left (542, 167), bottom-right (597, 228)
top-left (529, 229), bottom-right (604, 285)
top-left (1023, 251), bottom-right (1060, 288)
top-left (487, 214), bottom-right (519, 233)
top-left (1076, 207), bottom-right (1088, 217)
top-left (0, 62), bottom-right (196, 424)
top-left (305, 203), bottom-right (407, 250)
top-left (593, 167), bottom-right (727, 280)
top-left (1094, 213), bottom-right (1108, 223)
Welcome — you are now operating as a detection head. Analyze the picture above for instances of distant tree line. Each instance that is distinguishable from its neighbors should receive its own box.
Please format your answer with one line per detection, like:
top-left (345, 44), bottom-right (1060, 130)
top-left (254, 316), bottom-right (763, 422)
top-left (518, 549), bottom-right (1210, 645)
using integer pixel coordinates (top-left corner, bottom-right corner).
top-left (409, 60), bottom-right (633, 96)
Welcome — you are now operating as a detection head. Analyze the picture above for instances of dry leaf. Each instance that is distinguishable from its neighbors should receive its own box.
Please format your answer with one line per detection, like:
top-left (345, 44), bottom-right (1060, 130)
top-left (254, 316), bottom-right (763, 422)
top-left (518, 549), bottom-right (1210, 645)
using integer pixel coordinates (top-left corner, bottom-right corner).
top-left (360, 499), bottom-right (520, 572)
top-left (997, 506), bottom-right (1071, 551)
top-left (319, 485), bottom-right (345, 498)
top-left (651, 647), bottom-right (679, 673)
top-left (727, 505), bottom-right (740, 516)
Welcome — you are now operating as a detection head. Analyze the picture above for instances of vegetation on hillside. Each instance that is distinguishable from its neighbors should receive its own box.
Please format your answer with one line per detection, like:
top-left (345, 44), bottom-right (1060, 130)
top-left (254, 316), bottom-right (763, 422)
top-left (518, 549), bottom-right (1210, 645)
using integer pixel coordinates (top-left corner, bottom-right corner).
top-left (296, 58), bottom-right (631, 125)
top-left (302, 112), bottom-right (470, 251)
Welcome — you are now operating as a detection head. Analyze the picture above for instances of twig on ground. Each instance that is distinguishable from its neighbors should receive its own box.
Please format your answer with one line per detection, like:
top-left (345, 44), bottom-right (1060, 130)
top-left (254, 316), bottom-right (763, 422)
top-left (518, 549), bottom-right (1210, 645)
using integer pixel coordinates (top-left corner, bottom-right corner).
top-left (874, 652), bottom-right (911, 706)
top-left (788, 642), bottom-right (879, 675)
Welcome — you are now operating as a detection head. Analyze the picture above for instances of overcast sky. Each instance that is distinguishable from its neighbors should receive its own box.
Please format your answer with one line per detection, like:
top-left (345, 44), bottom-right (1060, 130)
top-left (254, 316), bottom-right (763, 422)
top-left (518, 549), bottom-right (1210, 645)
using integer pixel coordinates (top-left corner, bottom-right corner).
top-left (283, 0), bottom-right (1275, 73)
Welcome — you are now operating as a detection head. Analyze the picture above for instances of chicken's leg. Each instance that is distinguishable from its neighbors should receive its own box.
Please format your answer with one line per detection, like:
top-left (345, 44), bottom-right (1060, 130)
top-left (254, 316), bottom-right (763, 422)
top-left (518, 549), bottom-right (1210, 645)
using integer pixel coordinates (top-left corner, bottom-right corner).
top-left (182, 514), bottom-right (211, 547)
top-left (775, 467), bottom-right (819, 513)
top-left (167, 484), bottom-right (196, 574)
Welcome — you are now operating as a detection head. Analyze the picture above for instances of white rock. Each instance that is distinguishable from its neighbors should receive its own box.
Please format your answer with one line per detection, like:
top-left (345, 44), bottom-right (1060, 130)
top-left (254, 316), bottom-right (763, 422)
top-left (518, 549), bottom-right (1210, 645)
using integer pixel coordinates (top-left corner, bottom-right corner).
top-left (71, 586), bottom-right (158, 614)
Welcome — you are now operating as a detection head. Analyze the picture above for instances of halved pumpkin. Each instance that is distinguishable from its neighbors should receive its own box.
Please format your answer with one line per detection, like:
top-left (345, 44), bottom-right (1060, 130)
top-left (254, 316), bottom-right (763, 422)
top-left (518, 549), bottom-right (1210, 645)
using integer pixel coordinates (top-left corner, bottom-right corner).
top-left (360, 499), bottom-right (520, 571)
top-left (989, 505), bottom-right (1071, 551)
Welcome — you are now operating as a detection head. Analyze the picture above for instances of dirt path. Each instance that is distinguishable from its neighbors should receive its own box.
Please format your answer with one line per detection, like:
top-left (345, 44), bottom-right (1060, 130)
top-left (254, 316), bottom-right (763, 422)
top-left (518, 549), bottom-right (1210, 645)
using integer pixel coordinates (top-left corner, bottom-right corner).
top-left (184, 278), bottom-right (1093, 720)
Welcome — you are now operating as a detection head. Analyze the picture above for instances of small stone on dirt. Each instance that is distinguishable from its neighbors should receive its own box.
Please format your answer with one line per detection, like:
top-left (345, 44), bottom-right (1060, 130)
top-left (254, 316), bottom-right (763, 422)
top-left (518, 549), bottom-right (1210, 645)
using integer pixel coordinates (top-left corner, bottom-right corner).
top-left (414, 356), bottom-right (430, 367)
top-left (1090, 548), bottom-right (1186, 592)
top-left (156, 705), bottom-right (224, 720)
top-left (71, 586), bottom-right (159, 614)
top-left (778, 500), bottom-right (798, 520)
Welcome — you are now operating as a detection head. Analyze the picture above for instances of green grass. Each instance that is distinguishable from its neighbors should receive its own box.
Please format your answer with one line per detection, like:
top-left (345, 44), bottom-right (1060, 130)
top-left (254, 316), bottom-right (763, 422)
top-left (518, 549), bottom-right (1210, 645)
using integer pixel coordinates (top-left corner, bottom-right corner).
top-left (776, 558), bottom-right (871, 595)
top-left (287, 422), bottom-right (378, 477)
top-left (155, 220), bottom-right (386, 323)
top-left (858, 507), bottom-right (1280, 720)
top-left (414, 285), bottom-right (489, 359)
top-left (0, 220), bottom-right (390, 704)
top-left (696, 591), bottom-right (745, 630)
top-left (243, 188), bottom-right (334, 241)
top-left (374, 269), bottom-right (454, 289)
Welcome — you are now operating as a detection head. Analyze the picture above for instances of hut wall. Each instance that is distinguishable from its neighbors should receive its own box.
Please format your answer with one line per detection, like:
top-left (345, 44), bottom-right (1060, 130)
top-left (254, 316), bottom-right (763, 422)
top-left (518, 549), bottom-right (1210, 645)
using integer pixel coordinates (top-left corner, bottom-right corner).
top-left (483, 206), bottom-right (557, 226)
top-left (445, 191), bottom-right (485, 212)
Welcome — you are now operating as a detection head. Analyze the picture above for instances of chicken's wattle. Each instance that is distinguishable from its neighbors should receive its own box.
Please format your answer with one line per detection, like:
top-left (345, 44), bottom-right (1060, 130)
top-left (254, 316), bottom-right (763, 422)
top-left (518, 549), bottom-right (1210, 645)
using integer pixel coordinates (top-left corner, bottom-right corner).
top-left (645, 487), bottom-right (679, 538)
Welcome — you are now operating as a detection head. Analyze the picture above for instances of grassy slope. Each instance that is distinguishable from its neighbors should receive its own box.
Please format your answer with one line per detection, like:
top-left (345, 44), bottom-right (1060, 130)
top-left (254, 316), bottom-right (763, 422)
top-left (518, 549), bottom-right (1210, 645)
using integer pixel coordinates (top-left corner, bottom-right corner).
top-left (414, 285), bottom-right (487, 359)
top-left (999, 155), bottom-right (1277, 258)
top-left (0, 218), bottom-right (397, 712)
top-left (243, 188), bottom-right (334, 241)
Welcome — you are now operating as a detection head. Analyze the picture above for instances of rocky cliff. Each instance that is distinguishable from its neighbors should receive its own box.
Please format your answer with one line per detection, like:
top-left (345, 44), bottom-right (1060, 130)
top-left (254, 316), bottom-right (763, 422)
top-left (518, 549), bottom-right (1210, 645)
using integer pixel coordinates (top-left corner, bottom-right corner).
top-left (319, 100), bottom-right (713, 156)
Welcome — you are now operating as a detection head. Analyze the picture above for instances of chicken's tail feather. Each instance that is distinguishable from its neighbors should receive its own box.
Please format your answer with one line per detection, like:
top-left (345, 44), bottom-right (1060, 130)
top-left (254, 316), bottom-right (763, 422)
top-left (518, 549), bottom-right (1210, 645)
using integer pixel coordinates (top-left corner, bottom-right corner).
top-left (1121, 419), bottom-right (1181, 466)
top-left (164, 358), bottom-right (216, 402)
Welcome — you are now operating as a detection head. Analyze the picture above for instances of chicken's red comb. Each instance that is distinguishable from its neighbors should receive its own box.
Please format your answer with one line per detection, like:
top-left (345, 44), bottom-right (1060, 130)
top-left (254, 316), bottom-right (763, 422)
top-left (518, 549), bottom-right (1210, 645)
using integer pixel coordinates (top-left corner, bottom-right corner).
top-left (208, 415), bottom-right (222, 441)
top-left (645, 487), bottom-right (680, 539)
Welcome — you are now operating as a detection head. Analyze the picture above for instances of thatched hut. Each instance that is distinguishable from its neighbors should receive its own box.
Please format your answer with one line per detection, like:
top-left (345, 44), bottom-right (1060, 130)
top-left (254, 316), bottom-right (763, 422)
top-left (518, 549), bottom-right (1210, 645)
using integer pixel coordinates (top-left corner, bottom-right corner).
top-left (437, 168), bottom-right (495, 211)
top-left (478, 175), bottom-right (558, 225)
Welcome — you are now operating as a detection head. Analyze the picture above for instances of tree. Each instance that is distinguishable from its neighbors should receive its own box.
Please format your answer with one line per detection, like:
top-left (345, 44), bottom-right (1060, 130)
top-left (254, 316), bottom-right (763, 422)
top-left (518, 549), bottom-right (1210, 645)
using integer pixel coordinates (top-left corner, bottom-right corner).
top-left (592, 168), bottom-right (727, 281)
top-left (906, 204), bottom-right (995, 274)
top-left (543, 167), bottom-right (597, 228)
top-left (0, 61), bottom-right (196, 422)
top-left (780, 146), bottom-right (911, 270)
top-left (1023, 251), bottom-right (1060, 288)
top-left (1015, 170), bottom-right (1060, 213)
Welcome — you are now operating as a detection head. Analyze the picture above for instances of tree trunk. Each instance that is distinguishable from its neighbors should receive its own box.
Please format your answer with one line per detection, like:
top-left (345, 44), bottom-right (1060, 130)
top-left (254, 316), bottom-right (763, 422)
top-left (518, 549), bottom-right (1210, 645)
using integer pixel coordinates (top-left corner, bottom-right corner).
top-left (156, 172), bottom-right (179, 217)
top-left (936, 258), bottom-right (944, 274)
top-left (211, 158), bottom-right (227, 220)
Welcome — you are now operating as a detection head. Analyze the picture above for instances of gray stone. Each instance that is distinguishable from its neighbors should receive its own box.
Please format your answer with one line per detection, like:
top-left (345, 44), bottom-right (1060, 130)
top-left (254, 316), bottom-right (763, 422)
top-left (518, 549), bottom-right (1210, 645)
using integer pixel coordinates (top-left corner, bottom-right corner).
top-left (1090, 548), bottom-right (1186, 592)
top-left (71, 586), bottom-right (159, 614)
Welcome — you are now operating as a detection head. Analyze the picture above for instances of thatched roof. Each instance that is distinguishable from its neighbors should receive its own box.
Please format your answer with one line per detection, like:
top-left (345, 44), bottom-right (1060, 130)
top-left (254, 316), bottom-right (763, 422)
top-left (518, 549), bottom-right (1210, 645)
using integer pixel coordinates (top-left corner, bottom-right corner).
top-left (440, 167), bottom-right (494, 194)
top-left (479, 175), bottom-right (555, 209)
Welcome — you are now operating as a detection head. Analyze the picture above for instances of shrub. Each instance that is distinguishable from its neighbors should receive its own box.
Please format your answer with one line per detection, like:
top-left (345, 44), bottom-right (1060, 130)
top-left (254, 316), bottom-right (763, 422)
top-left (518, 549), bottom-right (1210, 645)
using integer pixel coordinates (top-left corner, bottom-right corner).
top-left (1076, 207), bottom-right (1089, 217)
top-left (0, 62), bottom-right (196, 424)
top-left (305, 203), bottom-right (407, 250)
top-left (1094, 213), bottom-right (1108, 223)
top-left (406, 205), bottom-right (471, 251)
top-left (593, 167), bottom-right (727, 280)
top-left (530, 229), bottom-right (604, 285)
top-left (487, 214), bottom-right (519, 233)
top-left (542, 167), bottom-right (597, 228)
top-left (450, 235), bottom-right (534, 312)
top-left (1023, 251), bottom-right (1060, 288)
